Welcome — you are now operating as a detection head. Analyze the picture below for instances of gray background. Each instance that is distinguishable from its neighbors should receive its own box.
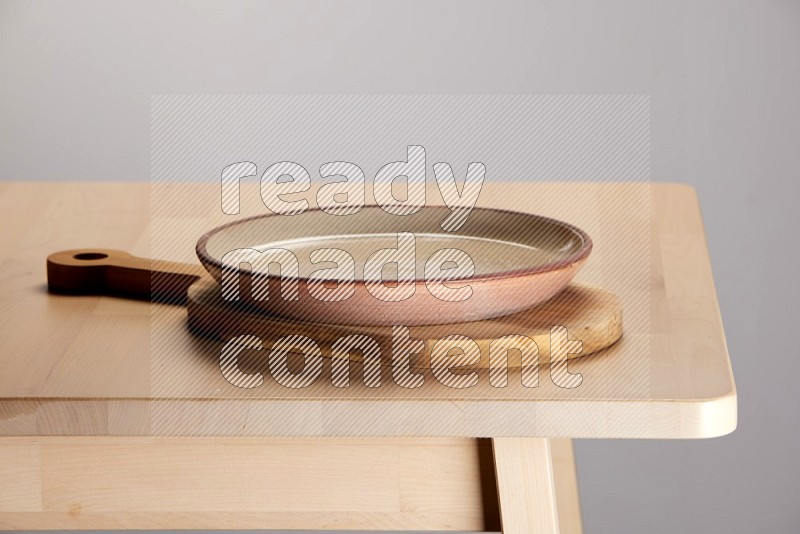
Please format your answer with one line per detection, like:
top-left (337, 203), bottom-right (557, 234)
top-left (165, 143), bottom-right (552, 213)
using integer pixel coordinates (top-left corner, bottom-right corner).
top-left (1, 0), bottom-right (798, 532)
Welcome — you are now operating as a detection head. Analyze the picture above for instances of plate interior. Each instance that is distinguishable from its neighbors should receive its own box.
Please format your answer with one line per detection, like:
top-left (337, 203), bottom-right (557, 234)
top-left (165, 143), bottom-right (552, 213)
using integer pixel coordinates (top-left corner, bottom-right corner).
top-left (202, 206), bottom-right (587, 281)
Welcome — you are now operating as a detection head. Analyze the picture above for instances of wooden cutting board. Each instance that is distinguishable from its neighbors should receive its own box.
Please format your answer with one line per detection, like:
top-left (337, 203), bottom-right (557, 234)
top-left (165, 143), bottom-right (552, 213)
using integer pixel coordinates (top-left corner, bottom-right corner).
top-left (47, 248), bottom-right (623, 368)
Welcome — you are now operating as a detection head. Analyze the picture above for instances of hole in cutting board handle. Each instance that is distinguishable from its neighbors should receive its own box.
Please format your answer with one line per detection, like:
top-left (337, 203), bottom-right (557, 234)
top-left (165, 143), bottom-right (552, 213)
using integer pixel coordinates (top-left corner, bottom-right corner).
top-left (73, 252), bottom-right (109, 261)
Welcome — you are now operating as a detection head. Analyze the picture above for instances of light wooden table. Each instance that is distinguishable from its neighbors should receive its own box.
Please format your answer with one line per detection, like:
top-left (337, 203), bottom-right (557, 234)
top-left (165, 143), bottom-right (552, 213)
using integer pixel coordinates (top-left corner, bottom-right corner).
top-left (0, 182), bottom-right (736, 533)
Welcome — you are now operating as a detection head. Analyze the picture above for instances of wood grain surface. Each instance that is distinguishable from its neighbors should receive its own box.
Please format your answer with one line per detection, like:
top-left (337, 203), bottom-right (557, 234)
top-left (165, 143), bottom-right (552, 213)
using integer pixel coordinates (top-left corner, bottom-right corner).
top-left (0, 436), bottom-right (501, 531)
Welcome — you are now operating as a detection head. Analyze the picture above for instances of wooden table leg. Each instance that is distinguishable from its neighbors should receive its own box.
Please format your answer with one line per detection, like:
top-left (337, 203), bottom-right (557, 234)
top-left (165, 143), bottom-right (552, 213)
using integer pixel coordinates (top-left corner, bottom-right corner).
top-left (491, 438), bottom-right (582, 534)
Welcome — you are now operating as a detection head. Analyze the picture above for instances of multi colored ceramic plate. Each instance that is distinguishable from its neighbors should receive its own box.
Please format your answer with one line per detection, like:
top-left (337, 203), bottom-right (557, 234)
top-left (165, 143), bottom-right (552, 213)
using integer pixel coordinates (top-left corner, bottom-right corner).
top-left (196, 206), bottom-right (591, 326)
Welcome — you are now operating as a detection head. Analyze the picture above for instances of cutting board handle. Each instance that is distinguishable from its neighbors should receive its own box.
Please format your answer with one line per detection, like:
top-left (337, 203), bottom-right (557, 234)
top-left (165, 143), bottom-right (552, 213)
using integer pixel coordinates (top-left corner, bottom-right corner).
top-left (47, 249), bottom-right (204, 303)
